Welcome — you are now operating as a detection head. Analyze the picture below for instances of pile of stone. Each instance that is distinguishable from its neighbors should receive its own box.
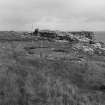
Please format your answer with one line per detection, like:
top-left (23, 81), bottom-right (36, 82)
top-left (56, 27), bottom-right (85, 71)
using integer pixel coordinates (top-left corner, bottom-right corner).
top-left (73, 43), bottom-right (94, 55)
top-left (91, 42), bottom-right (105, 55)
top-left (32, 29), bottom-right (95, 43)
top-left (31, 29), bottom-right (105, 56)
top-left (74, 42), bottom-right (105, 56)
top-left (69, 31), bottom-right (95, 40)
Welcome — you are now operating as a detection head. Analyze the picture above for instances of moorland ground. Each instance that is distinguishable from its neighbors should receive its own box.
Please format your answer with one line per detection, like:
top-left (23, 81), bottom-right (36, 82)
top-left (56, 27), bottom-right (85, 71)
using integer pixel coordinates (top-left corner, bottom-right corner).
top-left (0, 31), bottom-right (105, 105)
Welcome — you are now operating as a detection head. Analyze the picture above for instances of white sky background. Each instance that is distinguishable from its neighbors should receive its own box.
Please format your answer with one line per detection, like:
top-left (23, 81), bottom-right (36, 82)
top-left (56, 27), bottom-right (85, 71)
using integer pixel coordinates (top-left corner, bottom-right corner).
top-left (0, 0), bottom-right (105, 31)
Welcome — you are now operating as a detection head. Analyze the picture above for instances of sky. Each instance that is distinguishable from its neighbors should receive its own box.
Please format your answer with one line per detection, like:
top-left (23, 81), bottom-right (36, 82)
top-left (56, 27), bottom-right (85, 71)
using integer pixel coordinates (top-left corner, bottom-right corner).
top-left (0, 0), bottom-right (105, 31)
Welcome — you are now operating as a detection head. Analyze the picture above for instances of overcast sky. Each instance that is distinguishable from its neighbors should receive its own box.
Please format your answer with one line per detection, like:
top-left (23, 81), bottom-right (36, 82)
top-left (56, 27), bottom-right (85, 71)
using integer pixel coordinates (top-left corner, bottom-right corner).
top-left (0, 0), bottom-right (105, 31)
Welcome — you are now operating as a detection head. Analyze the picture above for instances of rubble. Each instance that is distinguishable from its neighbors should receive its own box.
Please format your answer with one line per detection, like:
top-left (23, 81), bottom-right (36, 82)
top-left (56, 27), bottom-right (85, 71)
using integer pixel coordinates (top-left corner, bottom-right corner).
top-left (92, 42), bottom-right (102, 49)
top-left (31, 29), bottom-right (105, 56)
top-left (82, 46), bottom-right (94, 55)
top-left (73, 43), bottom-right (94, 55)
top-left (90, 42), bottom-right (105, 55)
top-left (69, 31), bottom-right (95, 40)
top-left (78, 37), bottom-right (90, 43)
top-left (33, 29), bottom-right (95, 43)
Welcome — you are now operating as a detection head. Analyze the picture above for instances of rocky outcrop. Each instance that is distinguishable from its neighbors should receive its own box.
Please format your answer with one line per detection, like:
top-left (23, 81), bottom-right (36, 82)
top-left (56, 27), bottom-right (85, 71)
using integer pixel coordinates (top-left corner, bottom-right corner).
top-left (91, 42), bottom-right (105, 55)
top-left (32, 29), bottom-right (105, 56)
top-left (73, 43), bottom-right (94, 55)
top-left (73, 41), bottom-right (105, 56)
top-left (69, 31), bottom-right (95, 40)
top-left (34, 29), bottom-right (95, 43)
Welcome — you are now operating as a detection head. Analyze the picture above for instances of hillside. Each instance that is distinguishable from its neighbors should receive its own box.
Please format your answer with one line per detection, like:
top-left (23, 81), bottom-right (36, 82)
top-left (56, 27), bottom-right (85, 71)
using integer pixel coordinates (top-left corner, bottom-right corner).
top-left (0, 30), bottom-right (105, 105)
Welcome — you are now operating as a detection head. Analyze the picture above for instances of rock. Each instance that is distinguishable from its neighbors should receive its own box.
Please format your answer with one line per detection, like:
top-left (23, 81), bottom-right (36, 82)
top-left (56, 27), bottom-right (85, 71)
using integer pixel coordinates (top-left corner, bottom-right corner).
top-left (55, 40), bottom-right (68, 43)
top-left (69, 31), bottom-right (95, 40)
top-left (94, 47), bottom-right (105, 55)
top-left (82, 46), bottom-right (94, 55)
top-left (74, 43), bottom-right (94, 55)
top-left (91, 42), bottom-right (105, 55)
top-left (92, 43), bottom-right (102, 49)
top-left (36, 30), bottom-right (95, 43)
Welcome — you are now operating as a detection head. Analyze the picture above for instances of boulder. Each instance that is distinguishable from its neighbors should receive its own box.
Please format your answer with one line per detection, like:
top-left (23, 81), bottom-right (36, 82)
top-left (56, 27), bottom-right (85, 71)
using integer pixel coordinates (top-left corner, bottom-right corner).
top-left (92, 43), bottom-right (102, 49)
top-left (74, 43), bottom-right (94, 55)
top-left (82, 46), bottom-right (94, 55)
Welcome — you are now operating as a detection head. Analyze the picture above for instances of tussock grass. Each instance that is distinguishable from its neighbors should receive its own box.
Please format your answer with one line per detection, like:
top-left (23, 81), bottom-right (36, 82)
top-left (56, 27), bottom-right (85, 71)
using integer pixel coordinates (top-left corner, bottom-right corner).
top-left (0, 38), bottom-right (105, 105)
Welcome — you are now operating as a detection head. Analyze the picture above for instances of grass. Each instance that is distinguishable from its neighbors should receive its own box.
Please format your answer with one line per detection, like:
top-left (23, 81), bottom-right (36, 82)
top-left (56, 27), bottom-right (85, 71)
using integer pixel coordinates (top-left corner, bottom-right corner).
top-left (0, 32), bottom-right (105, 105)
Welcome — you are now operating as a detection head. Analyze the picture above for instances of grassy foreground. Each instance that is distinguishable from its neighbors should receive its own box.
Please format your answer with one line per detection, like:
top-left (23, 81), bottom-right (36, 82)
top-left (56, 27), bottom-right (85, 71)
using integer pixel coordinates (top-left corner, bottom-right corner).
top-left (0, 37), bottom-right (105, 105)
